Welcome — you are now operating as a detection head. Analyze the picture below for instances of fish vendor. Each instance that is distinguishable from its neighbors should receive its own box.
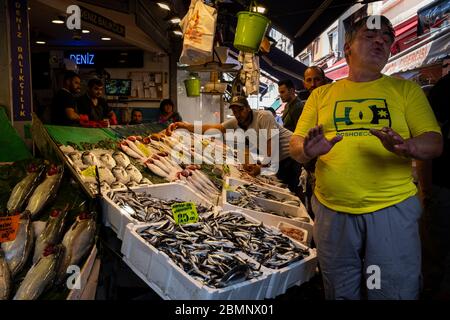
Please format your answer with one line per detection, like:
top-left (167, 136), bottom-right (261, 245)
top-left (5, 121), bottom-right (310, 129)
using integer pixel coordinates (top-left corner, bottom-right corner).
top-left (166, 96), bottom-right (303, 197)
top-left (290, 15), bottom-right (443, 300)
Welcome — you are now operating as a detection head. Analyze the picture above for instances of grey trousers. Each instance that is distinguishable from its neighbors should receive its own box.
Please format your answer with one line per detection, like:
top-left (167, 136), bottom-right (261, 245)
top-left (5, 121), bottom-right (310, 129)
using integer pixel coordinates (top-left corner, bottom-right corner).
top-left (312, 195), bottom-right (422, 300)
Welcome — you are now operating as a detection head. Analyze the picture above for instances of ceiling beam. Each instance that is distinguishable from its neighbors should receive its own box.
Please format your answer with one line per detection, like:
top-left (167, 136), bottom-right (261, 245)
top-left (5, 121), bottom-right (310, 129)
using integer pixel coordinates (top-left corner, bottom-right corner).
top-left (294, 0), bottom-right (334, 39)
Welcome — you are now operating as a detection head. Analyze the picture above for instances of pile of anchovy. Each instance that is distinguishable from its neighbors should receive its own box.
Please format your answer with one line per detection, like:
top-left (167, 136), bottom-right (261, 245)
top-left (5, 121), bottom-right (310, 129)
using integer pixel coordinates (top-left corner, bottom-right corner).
top-left (137, 211), bottom-right (309, 288)
top-left (235, 184), bottom-right (302, 206)
top-left (108, 190), bottom-right (214, 223)
top-left (228, 188), bottom-right (297, 219)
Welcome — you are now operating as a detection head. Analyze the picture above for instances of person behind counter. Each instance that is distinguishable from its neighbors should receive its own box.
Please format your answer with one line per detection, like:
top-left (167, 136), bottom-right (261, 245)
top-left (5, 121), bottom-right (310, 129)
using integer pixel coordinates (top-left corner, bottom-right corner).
top-left (77, 78), bottom-right (117, 126)
top-left (50, 70), bottom-right (81, 126)
top-left (129, 109), bottom-right (143, 125)
top-left (158, 99), bottom-right (182, 126)
top-left (166, 96), bottom-right (302, 196)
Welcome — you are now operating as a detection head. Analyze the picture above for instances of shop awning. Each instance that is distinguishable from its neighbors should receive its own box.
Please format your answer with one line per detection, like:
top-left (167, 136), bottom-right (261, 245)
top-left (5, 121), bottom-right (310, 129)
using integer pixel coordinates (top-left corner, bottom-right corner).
top-left (259, 47), bottom-right (306, 89)
top-left (324, 58), bottom-right (348, 80)
top-left (254, 0), bottom-right (381, 56)
top-left (383, 26), bottom-right (450, 75)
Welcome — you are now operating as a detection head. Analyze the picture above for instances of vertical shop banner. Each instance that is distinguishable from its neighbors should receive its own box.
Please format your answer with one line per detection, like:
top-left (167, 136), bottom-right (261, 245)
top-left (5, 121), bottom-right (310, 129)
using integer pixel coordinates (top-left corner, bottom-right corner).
top-left (8, 0), bottom-right (32, 121)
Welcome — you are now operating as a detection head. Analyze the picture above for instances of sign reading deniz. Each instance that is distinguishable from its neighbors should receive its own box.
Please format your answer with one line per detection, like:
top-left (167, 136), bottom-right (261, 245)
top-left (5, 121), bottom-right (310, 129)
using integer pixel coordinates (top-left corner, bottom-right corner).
top-left (69, 52), bottom-right (95, 65)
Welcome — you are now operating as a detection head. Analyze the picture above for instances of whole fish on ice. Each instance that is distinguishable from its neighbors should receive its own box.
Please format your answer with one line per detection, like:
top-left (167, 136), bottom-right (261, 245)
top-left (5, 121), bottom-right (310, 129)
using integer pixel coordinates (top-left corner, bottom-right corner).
top-left (0, 248), bottom-right (11, 300)
top-left (7, 164), bottom-right (46, 213)
top-left (56, 212), bottom-right (96, 284)
top-left (32, 208), bottom-right (67, 264)
top-left (25, 165), bottom-right (63, 219)
top-left (13, 244), bottom-right (63, 300)
top-left (1, 211), bottom-right (34, 277)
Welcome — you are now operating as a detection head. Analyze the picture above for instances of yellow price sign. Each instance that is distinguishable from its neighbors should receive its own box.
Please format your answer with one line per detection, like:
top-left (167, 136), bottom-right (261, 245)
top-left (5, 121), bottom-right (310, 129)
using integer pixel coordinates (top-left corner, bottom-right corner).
top-left (171, 202), bottom-right (198, 225)
top-left (137, 143), bottom-right (151, 157)
top-left (81, 165), bottom-right (97, 178)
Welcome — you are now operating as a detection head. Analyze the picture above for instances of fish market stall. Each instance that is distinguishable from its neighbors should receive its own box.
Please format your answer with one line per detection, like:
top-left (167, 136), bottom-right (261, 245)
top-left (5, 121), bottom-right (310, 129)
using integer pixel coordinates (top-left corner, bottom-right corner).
top-left (27, 115), bottom-right (316, 300)
top-left (0, 159), bottom-right (99, 300)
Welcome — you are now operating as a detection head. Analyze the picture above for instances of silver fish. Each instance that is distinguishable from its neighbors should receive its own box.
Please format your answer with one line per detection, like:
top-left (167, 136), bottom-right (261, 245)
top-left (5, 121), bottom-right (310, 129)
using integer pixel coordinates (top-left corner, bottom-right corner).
top-left (98, 166), bottom-right (115, 185)
top-left (0, 248), bottom-right (11, 300)
top-left (100, 153), bottom-right (116, 170)
top-left (126, 181), bottom-right (139, 188)
top-left (112, 151), bottom-right (130, 168)
top-left (100, 181), bottom-right (111, 194)
top-left (33, 208), bottom-right (67, 264)
top-left (68, 151), bottom-right (81, 162)
top-left (111, 182), bottom-right (127, 190)
top-left (13, 244), bottom-right (63, 300)
top-left (1, 211), bottom-right (34, 277)
top-left (7, 164), bottom-right (46, 213)
top-left (59, 145), bottom-right (75, 154)
top-left (25, 165), bottom-right (63, 219)
top-left (112, 166), bottom-right (130, 184)
top-left (125, 164), bottom-right (143, 183)
top-left (56, 213), bottom-right (96, 284)
top-left (81, 151), bottom-right (98, 166)
top-left (140, 177), bottom-right (153, 185)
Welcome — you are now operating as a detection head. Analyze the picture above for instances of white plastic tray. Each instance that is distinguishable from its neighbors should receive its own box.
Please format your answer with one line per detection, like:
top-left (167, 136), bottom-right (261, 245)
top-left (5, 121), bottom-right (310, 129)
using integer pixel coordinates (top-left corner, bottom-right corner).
top-left (101, 183), bottom-right (213, 240)
top-left (121, 222), bottom-right (272, 300)
top-left (277, 221), bottom-right (309, 245)
top-left (121, 210), bottom-right (317, 299)
top-left (222, 179), bottom-right (314, 245)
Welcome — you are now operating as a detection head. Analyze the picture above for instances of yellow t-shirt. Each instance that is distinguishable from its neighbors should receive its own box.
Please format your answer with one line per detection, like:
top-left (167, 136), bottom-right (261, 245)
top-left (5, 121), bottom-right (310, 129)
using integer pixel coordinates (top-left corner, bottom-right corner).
top-left (293, 75), bottom-right (441, 214)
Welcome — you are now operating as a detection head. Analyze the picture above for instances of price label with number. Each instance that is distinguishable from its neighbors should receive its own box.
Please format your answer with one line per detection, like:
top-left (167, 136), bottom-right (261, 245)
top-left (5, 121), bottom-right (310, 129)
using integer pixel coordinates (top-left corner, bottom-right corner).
top-left (171, 202), bottom-right (198, 225)
top-left (0, 214), bottom-right (21, 243)
top-left (80, 165), bottom-right (97, 178)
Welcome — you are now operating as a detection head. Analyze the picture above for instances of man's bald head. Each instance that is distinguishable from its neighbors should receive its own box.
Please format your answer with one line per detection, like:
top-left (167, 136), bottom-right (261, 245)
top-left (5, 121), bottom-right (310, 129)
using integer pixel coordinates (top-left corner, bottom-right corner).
top-left (304, 66), bottom-right (328, 93)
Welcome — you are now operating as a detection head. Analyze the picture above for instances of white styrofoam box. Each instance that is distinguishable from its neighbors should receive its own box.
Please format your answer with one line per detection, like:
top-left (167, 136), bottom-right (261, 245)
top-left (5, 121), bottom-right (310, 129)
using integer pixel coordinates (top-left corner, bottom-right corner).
top-left (277, 221), bottom-right (308, 245)
top-left (225, 177), bottom-right (299, 202)
top-left (264, 245), bottom-right (317, 299)
top-left (223, 177), bottom-right (311, 221)
top-left (101, 183), bottom-right (214, 240)
top-left (218, 210), bottom-right (317, 299)
top-left (222, 183), bottom-right (314, 245)
top-left (121, 222), bottom-right (272, 300)
top-left (223, 200), bottom-right (314, 246)
top-left (226, 175), bottom-right (298, 200)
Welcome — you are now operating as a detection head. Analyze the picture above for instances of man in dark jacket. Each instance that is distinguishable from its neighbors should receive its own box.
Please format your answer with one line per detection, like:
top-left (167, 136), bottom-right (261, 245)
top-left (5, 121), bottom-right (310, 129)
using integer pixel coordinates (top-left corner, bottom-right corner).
top-left (278, 79), bottom-right (303, 132)
top-left (50, 71), bottom-right (81, 126)
top-left (77, 78), bottom-right (117, 126)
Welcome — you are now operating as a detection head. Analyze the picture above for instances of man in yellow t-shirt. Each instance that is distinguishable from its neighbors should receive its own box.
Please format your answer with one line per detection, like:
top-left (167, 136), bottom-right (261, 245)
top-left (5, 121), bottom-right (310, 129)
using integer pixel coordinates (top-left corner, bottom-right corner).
top-left (290, 15), bottom-right (442, 300)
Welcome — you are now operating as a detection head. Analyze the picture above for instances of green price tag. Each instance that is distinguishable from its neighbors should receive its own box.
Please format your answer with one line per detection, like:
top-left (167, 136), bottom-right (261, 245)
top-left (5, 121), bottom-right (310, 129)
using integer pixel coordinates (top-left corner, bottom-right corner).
top-left (81, 165), bottom-right (97, 178)
top-left (171, 202), bottom-right (198, 225)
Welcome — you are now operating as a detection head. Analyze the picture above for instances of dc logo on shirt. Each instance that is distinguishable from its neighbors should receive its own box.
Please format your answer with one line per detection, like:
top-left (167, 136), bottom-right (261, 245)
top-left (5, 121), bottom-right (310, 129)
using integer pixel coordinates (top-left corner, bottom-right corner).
top-left (333, 98), bottom-right (391, 132)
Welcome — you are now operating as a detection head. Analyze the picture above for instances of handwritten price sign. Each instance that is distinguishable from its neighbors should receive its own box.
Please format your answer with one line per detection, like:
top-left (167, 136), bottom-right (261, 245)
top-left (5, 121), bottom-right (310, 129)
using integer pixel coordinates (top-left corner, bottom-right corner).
top-left (0, 214), bottom-right (21, 243)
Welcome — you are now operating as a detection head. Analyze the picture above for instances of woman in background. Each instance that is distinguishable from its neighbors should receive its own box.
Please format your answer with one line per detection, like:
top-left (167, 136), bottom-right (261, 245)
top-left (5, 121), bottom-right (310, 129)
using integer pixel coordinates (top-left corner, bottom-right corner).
top-left (158, 99), bottom-right (182, 126)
